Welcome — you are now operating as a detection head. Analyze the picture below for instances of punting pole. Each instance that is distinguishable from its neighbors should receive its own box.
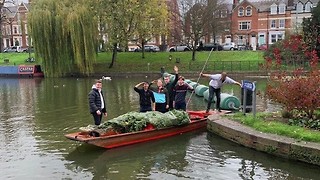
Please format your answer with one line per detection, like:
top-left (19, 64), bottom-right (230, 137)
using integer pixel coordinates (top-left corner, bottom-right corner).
top-left (186, 47), bottom-right (215, 108)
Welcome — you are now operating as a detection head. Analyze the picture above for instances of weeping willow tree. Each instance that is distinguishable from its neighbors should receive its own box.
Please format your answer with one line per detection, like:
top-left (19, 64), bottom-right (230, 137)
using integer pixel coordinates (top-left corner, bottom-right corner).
top-left (28, 0), bottom-right (98, 77)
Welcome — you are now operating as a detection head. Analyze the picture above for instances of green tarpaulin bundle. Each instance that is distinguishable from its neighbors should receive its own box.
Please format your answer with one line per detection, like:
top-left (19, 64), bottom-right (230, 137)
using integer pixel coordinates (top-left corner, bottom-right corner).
top-left (86, 110), bottom-right (190, 134)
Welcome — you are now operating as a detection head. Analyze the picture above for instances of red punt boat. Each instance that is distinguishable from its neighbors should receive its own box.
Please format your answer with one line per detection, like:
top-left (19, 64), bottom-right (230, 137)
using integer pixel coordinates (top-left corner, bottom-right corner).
top-left (65, 110), bottom-right (229, 149)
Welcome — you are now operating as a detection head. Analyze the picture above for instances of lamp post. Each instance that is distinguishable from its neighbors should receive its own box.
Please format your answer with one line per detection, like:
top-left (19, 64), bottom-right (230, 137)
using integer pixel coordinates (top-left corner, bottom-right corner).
top-left (0, 0), bottom-right (4, 52)
top-left (295, 2), bottom-right (298, 33)
top-left (266, 13), bottom-right (269, 49)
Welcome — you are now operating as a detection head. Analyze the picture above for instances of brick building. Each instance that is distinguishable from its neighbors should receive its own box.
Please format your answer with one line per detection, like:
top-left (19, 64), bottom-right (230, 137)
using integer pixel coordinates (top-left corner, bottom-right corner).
top-left (230, 0), bottom-right (318, 49)
top-left (1, 2), bottom-right (30, 50)
top-left (0, 0), bottom-right (318, 51)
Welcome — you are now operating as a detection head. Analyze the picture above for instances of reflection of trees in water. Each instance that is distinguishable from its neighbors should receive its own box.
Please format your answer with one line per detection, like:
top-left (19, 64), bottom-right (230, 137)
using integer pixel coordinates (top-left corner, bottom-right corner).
top-left (206, 133), bottom-right (319, 180)
top-left (0, 78), bottom-right (43, 151)
top-left (65, 131), bottom-right (204, 179)
top-left (105, 77), bottom-right (140, 118)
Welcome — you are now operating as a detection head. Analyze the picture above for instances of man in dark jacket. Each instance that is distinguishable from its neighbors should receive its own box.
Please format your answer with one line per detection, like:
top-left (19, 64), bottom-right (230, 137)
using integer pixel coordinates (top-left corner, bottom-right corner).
top-left (88, 79), bottom-right (107, 125)
top-left (173, 76), bottom-right (194, 111)
top-left (164, 65), bottom-right (179, 110)
top-left (134, 81), bottom-right (155, 112)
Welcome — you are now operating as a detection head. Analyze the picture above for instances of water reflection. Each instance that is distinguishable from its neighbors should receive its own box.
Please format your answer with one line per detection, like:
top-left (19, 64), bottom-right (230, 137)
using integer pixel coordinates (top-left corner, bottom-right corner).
top-left (65, 130), bottom-right (199, 179)
top-left (0, 77), bottom-right (316, 179)
top-left (207, 133), bottom-right (320, 180)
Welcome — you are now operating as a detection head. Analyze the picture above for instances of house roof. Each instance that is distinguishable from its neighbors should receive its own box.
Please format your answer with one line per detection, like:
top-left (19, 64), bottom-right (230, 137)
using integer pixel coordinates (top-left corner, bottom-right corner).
top-left (234, 0), bottom-right (319, 12)
top-left (251, 0), bottom-right (289, 12)
top-left (3, 3), bottom-right (30, 19)
top-left (294, 0), bottom-right (319, 4)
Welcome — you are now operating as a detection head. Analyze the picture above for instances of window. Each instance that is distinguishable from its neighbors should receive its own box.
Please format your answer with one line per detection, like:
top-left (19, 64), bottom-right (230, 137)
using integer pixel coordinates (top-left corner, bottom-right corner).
top-left (6, 26), bottom-right (10, 35)
top-left (279, 3), bottom-right (286, 14)
top-left (239, 21), bottom-right (251, 30)
top-left (13, 26), bottom-right (18, 34)
top-left (277, 34), bottom-right (283, 41)
top-left (279, 19), bottom-right (285, 28)
top-left (238, 35), bottom-right (245, 45)
top-left (213, 11), bottom-right (220, 18)
top-left (270, 32), bottom-right (285, 43)
top-left (270, 20), bottom-right (276, 28)
top-left (221, 10), bottom-right (227, 18)
top-left (238, 7), bottom-right (244, 16)
top-left (25, 24), bottom-right (28, 34)
top-left (271, 34), bottom-right (277, 43)
top-left (270, 4), bottom-right (277, 14)
top-left (246, 6), bottom-right (252, 16)
top-left (297, 2), bottom-right (303, 13)
top-left (305, 2), bottom-right (313, 12)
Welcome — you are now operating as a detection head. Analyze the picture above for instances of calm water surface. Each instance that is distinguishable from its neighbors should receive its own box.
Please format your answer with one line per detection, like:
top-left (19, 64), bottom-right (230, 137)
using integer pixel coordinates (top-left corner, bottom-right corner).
top-left (0, 77), bottom-right (318, 180)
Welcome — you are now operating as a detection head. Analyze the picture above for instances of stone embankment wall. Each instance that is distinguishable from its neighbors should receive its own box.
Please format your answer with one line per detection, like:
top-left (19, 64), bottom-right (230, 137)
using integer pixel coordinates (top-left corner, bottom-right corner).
top-left (207, 115), bottom-right (320, 166)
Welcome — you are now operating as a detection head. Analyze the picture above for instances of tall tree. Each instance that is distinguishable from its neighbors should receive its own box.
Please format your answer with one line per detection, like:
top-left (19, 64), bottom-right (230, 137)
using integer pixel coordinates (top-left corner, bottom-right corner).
top-left (101, 0), bottom-right (168, 67)
top-left (179, 0), bottom-right (209, 61)
top-left (29, 0), bottom-right (97, 77)
top-left (207, 0), bottom-right (229, 44)
top-left (134, 0), bottom-right (168, 59)
top-left (302, 3), bottom-right (320, 57)
top-left (178, 0), bottom-right (225, 61)
top-left (103, 0), bottom-right (141, 68)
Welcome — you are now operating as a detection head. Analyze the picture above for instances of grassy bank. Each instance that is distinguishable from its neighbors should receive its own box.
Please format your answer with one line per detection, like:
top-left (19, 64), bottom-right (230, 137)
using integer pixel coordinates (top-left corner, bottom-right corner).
top-left (230, 112), bottom-right (320, 143)
top-left (0, 51), bottom-right (265, 73)
top-left (94, 51), bottom-right (265, 73)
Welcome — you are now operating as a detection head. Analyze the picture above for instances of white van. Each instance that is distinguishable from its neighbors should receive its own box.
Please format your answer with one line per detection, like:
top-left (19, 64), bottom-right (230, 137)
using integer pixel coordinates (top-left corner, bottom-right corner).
top-left (3, 46), bottom-right (24, 53)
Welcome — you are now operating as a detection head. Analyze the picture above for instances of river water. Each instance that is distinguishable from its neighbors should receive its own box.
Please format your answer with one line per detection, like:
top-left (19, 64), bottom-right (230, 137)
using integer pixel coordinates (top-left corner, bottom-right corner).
top-left (0, 77), bottom-right (319, 180)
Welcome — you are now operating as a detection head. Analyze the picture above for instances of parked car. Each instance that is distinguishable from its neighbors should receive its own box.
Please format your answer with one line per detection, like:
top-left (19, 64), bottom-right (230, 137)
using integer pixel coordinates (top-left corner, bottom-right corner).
top-left (258, 44), bottom-right (268, 51)
top-left (238, 44), bottom-right (252, 51)
top-left (135, 45), bottom-right (160, 52)
top-left (222, 42), bottom-right (238, 51)
top-left (3, 46), bottom-right (24, 53)
top-left (22, 46), bottom-right (32, 53)
top-left (198, 43), bottom-right (223, 51)
top-left (144, 45), bottom-right (160, 52)
top-left (168, 45), bottom-right (190, 52)
top-left (128, 45), bottom-right (139, 52)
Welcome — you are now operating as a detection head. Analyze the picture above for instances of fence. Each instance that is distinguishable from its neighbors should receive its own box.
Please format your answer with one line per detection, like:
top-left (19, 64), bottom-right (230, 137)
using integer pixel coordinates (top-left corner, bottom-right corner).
top-left (93, 60), bottom-right (314, 75)
top-left (188, 61), bottom-right (263, 72)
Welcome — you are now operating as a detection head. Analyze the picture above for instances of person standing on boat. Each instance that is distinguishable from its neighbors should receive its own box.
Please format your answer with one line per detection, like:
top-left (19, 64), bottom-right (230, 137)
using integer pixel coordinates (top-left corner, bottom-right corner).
top-left (200, 72), bottom-right (241, 113)
top-left (163, 65), bottom-right (179, 110)
top-left (173, 76), bottom-right (194, 111)
top-left (149, 79), bottom-right (169, 113)
top-left (134, 81), bottom-right (155, 112)
top-left (88, 79), bottom-right (107, 125)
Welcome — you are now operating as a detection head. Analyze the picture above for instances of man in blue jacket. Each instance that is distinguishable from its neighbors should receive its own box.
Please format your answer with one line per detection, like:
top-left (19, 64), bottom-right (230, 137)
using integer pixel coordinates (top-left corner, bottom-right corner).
top-left (88, 79), bottom-right (107, 125)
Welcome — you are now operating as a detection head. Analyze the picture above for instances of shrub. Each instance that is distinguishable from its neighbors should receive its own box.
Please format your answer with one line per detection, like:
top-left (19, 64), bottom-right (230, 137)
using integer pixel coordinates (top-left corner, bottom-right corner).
top-left (264, 34), bottom-right (320, 120)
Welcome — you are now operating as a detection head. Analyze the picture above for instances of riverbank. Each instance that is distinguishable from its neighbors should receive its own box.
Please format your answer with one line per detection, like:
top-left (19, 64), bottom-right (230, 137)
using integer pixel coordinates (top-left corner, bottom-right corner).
top-left (1, 51), bottom-right (266, 75)
top-left (67, 71), bottom-right (269, 78)
top-left (207, 114), bottom-right (320, 166)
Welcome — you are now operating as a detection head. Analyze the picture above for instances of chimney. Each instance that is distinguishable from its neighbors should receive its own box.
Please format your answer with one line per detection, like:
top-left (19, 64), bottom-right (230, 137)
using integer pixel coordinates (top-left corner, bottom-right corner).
top-left (287, 0), bottom-right (294, 7)
top-left (233, 0), bottom-right (239, 9)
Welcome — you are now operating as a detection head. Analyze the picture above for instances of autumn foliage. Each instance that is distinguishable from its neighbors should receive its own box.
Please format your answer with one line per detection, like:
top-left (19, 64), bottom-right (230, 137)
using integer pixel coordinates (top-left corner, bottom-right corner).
top-left (264, 35), bottom-right (320, 120)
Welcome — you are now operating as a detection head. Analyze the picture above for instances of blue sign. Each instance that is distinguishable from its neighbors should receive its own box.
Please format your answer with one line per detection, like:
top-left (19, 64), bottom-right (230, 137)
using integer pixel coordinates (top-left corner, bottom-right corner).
top-left (242, 80), bottom-right (255, 91)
